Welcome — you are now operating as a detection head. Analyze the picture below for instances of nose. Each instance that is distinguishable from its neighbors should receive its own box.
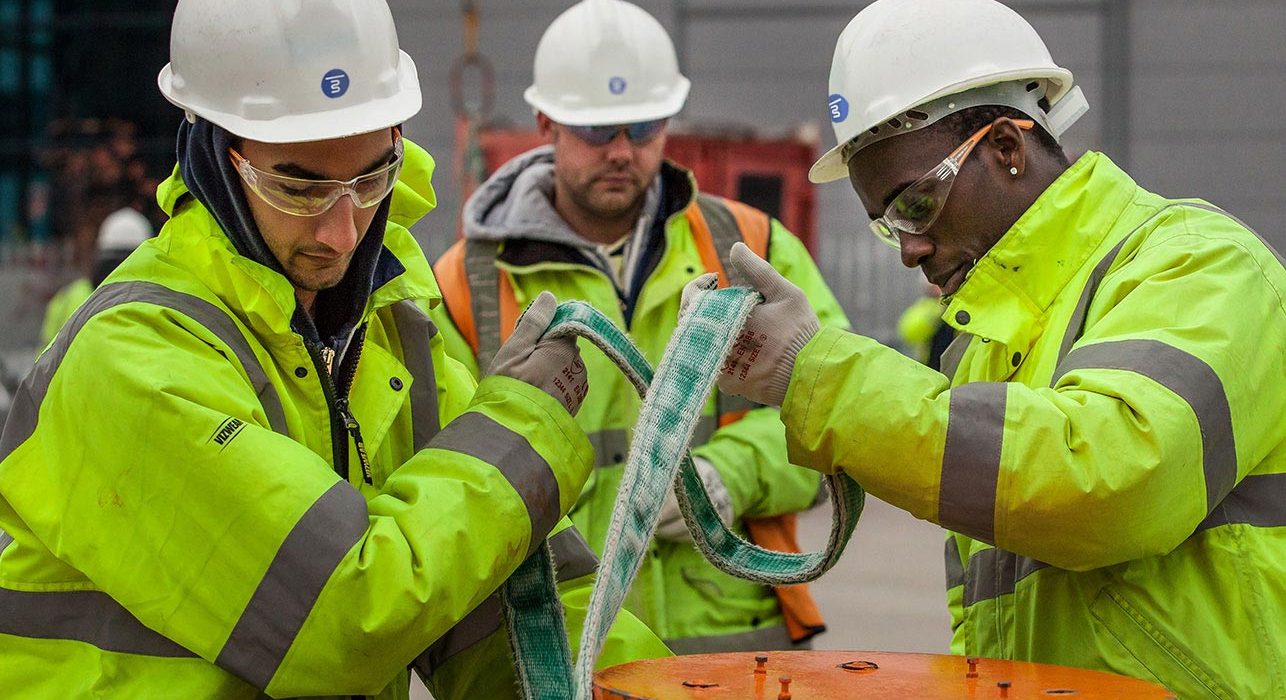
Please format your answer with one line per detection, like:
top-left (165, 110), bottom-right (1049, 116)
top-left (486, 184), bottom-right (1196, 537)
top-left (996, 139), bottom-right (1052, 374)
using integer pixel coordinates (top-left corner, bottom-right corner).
top-left (898, 231), bottom-right (934, 269)
top-left (604, 130), bottom-right (634, 164)
top-left (313, 194), bottom-right (361, 254)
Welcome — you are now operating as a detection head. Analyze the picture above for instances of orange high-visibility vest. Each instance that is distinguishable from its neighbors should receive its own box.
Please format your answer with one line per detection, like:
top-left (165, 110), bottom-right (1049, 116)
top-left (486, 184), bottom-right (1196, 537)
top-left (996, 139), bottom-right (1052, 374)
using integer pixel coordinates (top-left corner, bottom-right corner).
top-left (436, 193), bottom-right (826, 644)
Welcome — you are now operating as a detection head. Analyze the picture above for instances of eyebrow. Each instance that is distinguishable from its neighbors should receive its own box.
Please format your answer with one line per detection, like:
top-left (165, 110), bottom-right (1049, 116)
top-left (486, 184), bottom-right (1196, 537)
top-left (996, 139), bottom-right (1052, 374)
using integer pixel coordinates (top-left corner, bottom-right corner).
top-left (880, 180), bottom-right (916, 212)
top-left (271, 146), bottom-right (397, 181)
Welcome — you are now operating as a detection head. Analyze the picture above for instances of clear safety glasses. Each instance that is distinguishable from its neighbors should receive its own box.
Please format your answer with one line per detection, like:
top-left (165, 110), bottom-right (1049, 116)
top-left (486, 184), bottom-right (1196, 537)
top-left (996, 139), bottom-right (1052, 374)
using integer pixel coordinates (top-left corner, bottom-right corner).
top-left (869, 119), bottom-right (1033, 249)
top-left (563, 119), bottom-right (667, 146)
top-left (229, 128), bottom-right (404, 217)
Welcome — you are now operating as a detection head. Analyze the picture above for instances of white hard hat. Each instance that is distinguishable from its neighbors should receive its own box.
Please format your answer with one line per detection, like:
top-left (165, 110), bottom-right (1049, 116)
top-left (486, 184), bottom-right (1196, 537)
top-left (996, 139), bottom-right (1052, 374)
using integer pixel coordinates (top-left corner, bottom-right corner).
top-left (810, 0), bottom-right (1090, 183)
top-left (157, 0), bottom-right (421, 144)
top-left (524, 0), bottom-right (690, 126)
top-left (97, 208), bottom-right (153, 253)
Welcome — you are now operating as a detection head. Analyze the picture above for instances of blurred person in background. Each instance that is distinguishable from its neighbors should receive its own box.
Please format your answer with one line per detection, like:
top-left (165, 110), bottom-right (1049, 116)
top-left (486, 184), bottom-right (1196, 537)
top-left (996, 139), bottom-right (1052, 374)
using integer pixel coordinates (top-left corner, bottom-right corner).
top-left (699, 0), bottom-right (1286, 697)
top-left (433, 0), bottom-right (847, 655)
top-left (0, 1), bottom-right (666, 698)
top-left (39, 206), bottom-right (153, 348)
top-left (895, 282), bottom-right (952, 370)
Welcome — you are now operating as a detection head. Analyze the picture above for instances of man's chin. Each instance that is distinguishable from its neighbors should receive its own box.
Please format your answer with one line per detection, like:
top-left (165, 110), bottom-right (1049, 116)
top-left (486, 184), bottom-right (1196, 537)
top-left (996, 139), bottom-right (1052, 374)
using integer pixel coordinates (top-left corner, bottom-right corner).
top-left (587, 192), bottom-right (643, 219)
top-left (287, 269), bottom-right (348, 295)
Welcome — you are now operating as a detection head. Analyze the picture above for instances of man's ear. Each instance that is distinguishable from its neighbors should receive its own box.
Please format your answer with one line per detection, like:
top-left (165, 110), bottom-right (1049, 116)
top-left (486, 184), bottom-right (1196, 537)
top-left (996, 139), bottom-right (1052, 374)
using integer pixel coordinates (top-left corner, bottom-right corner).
top-left (536, 112), bottom-right (556, 141)
top-left (987, 117), bottom-right (1029, 178)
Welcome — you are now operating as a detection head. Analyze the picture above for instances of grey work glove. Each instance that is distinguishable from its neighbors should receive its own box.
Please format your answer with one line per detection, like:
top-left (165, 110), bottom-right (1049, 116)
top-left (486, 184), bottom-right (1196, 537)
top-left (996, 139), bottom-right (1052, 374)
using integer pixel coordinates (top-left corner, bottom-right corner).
top-left (486, 291), bottom-right (588, 416)
top-left (656, 456), bottom-right (734, 543)
top-left (716, 241), bottom-right (819, 407)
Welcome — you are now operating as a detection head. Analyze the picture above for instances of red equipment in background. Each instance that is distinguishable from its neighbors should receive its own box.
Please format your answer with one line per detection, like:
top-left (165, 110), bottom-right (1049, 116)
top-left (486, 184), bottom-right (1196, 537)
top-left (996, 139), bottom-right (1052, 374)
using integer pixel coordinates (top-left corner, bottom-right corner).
top-left (474, 128), bottom-right (819, 253)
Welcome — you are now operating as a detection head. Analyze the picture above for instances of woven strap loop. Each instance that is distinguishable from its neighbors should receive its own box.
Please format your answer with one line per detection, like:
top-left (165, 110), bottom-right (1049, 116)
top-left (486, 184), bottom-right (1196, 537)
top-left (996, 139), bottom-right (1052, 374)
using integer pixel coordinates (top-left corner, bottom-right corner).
top-left (502, 284), bottom-right (865, 699)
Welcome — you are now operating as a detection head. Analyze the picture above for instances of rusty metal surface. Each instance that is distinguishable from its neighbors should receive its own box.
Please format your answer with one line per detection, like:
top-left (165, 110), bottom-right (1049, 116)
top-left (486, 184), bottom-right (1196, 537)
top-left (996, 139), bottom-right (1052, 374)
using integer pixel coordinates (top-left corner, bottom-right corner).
top-left (592, 651), bottom-right (1175, 699)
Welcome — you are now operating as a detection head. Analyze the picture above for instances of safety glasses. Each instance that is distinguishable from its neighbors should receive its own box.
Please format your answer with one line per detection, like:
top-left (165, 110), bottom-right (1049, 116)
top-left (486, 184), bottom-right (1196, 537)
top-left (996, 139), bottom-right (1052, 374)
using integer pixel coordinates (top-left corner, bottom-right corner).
top-left (229, 128), bottom-right (404, 217)
top-left (563, 119), bottom-right (667, 146)
top-left (869, 119), bottom-right (1033, 249)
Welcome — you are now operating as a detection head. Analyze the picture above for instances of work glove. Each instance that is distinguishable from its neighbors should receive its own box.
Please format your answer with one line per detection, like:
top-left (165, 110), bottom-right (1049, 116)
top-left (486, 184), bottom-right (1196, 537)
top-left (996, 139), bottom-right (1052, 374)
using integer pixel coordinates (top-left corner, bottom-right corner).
top-left (656, 457), bottom-right (734, 543)
top-left (682, 242), bottom-right (819, 407)
top-left (486, 291), bottom-right (588, 416)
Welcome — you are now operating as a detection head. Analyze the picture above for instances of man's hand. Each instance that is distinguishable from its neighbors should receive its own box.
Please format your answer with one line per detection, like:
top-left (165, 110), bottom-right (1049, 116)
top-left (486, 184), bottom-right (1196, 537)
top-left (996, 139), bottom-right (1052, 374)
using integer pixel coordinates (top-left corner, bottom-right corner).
top-left (655, 457), bottom-right (734, 543)
top-left (692, 242), bottom-right (819, 407)
top-left (486, 291), bottom-right (588, 415)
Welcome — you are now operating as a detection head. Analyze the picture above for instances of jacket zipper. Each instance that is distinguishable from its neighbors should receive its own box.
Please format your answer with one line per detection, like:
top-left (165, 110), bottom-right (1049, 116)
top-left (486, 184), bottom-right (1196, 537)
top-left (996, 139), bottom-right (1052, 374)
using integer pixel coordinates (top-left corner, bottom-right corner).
top-left (335, 325), bottom-right (372, 485)
top-left (306, 324), bottom-right (373, 485)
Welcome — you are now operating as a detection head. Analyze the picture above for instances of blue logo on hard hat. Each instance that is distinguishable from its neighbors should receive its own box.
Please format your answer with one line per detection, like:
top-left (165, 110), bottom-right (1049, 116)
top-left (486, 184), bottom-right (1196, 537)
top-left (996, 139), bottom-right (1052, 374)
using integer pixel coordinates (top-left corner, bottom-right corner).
top-left (829, 94), bottom-right (849, 123)
top-left (609, 77), bottom-right (627, 95)
top-left (322, 69), bottom-right (350, 99)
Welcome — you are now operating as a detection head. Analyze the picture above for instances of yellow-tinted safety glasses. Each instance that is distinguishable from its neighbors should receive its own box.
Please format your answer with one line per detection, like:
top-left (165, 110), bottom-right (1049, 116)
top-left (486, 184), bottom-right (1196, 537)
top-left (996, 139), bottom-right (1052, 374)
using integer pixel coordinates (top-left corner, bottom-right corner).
top-left (869, 119), bottom-right (1034, 249)
top-left (230, 128), bottom-right (403, 217)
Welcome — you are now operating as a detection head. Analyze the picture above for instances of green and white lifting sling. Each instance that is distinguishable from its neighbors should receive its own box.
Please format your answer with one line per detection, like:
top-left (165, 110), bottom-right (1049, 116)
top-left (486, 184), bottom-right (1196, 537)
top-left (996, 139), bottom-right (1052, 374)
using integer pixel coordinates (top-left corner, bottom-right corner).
top-left (500, 278), bottom-right (867, 699)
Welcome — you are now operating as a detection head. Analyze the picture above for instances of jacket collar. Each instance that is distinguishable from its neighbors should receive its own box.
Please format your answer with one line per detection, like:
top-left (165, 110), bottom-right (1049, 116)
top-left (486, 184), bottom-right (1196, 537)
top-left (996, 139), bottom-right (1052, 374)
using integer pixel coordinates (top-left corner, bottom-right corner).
top-left (943, 152), bottom-right (1138, 351)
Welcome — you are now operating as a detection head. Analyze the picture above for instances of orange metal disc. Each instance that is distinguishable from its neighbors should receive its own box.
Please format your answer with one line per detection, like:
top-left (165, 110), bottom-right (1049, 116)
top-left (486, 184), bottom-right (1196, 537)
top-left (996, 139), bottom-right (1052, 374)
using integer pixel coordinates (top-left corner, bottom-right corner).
top-left (593, 651), bottom-right (1175, 699)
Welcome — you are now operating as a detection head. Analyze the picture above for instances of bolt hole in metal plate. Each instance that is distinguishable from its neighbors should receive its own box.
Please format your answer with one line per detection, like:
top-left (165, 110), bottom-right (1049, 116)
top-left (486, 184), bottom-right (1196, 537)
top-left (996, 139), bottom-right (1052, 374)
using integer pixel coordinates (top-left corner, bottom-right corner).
top-left (591, 651), bottom-right (1175, 699)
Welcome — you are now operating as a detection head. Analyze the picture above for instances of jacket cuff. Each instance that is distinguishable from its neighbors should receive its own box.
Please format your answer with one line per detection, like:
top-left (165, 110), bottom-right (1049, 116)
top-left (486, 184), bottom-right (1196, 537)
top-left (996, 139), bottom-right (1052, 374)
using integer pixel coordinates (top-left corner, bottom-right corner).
top-left (781, 326), bottom-right (852, 475)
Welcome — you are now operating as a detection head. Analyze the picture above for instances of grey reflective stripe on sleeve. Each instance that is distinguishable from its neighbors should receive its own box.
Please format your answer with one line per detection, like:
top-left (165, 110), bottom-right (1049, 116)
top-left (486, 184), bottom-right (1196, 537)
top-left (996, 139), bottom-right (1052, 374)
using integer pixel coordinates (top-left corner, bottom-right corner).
top-left (429, 412), bottom-right (560, 549)
top-left (939, 382), bottom-right (1008, 543)
top-left (665, 624), bottom-right (799, 655)
top-left (937, 332), bottom-right (973, 383)
top-left (390, 300), bottom-right (441, 450)
top-left (413, 528), bottom-right (597, 675)
top-left (413, 593), bottom-right (503, 676)
top-left (1056, 202), bottom-right (1283, 366)
top-left (0, 528), bottom-right (12, 555)
top-left (549, 527), bottom-right (599, 581)
top-left (464, 239), bottom-right (504, 372)
top-left (1053, 339), bottom-right (1237, 514)
top-left (961, 548), bottom-right (1050, 608)
top-left (1197, 472), bottom-right (1286, 531)
top-left (1056, 235), bottom-right (1131, 365)
top-left (1, 281), bottom-right (290, 461)
top-left (0, 587), bottom-right (196, 657)
top-left (216, 481), bottom-right (368, 689)
top-left (1181, 201), bottom-right (1284, 267)
top-left (944, 537), bottom-right (965, 591)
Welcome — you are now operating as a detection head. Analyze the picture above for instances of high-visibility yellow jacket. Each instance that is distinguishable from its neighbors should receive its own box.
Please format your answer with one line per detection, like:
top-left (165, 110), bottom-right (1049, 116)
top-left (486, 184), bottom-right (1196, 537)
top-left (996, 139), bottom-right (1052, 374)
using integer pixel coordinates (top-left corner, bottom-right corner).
top-left (40, 276), bottom-right (92, 347)
top-left (0, 140), bottom-right (667, 699)
top-left (782, 152), bottom-right (1286, 699)
top-left (432, 148), bottom-right (849, 653)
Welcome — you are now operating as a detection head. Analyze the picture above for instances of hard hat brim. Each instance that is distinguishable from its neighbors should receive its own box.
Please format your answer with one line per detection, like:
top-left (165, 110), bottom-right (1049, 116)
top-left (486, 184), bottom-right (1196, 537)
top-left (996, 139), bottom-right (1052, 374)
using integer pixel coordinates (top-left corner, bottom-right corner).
top-left (808, 145), bottom-right (850, 185)
top-left (158, 51), bottom-right (423, 144)
top-left (524, 78), bottom-right (690, 127)
top-left (811, 68), bottom-right (1074, 185)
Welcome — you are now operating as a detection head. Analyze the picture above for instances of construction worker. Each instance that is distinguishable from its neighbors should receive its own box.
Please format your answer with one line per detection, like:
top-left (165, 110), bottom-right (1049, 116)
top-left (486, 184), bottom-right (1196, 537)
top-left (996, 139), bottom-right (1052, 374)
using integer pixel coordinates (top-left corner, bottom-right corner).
top-left (0, 1), bottom-right (666, 698)
top-left (433, 0), bottom-right (848, 655)
top-left (700, 0), bottom-right (1286, 697)
top-left (40, 206), bottom-right (154, 347)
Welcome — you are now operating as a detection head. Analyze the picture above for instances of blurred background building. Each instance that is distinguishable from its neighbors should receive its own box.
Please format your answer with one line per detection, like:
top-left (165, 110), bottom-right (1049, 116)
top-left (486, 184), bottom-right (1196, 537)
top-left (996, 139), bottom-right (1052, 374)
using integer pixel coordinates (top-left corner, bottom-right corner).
top-left (3, 0), bottom-right (1284, 359)
top-left (0, 0), bottom-right (1282, 668)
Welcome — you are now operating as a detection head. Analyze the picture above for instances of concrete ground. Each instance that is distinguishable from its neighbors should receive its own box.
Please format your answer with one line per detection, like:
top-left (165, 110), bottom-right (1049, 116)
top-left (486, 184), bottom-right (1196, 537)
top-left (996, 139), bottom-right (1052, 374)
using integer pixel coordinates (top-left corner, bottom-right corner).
top-left (411, 496), bottom-right (950, 698)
